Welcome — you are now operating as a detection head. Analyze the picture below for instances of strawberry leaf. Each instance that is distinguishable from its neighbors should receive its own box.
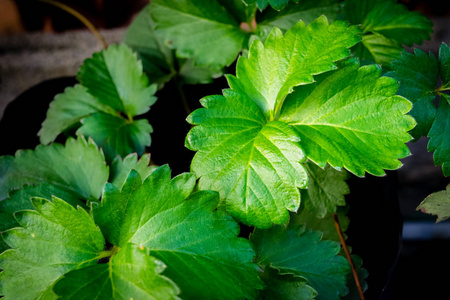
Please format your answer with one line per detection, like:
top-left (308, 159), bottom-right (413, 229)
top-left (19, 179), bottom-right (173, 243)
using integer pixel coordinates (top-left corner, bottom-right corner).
top-left (251, 224), bottom-right (350, 300)
top-left (243, 0), bottom-right (299, 11)
top-left (0, 197), bottom-right (105, 299)
top-left (53, 243), bottom-right (180, 300)
top-left (109, 153), bottom-right (156, 189)
top-left (0, 136), bottom-right (108, 200)
top-left (77, 113), bottom-right (152, 161)
top-left (78, 44), bottom-right (157, 118)
top-left (280, 59), bottom-right (415, 176)
top-left (94, 166), bottom-right (263, 299)
top-left (417, 184), bottom-right (450, 222)
top-left (428, 96), bottom-right (450, 177)
top-left (150, 0), bottom-right (250, 70)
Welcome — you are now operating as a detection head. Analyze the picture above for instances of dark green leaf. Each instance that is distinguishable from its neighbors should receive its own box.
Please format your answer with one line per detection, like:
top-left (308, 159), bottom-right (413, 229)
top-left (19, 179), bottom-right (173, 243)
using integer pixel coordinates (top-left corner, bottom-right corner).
top-left (53, 243), bottom-right (180, 300)
top-left (94, 166), bottom-right (263, 299)
top-left (0, 136), bottom-right (109, 200)
top-left (427, 96), bottom-right (450, 176)
top-left (251, 224), bottom-right (350, 300)
top-left (259, 268), bottom-right (317, 299)
top-left (77, 112), bottom-right (152, 161)
top-left (439, 43), bottom-right (450, 87)
top-left (150, 0), bottom-right (250, 70)
top-left (0, 197), bottom-right (105, 299)
top-left (386, 49), bottom-right (438, 139)
top-left (244, 0), bottom-right (299, 11)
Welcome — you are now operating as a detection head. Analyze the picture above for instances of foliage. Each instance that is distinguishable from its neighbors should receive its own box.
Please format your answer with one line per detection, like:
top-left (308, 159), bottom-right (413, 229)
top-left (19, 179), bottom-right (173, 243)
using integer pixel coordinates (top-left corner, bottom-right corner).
top-left (0, 0), bottom-right (445, 299)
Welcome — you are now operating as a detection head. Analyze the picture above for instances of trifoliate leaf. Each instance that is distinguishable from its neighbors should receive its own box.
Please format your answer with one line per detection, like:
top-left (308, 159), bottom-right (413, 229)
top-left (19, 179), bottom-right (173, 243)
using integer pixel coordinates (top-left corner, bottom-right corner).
top-left (109, 153), bottom-right (156, 189)
top-left (428, 96), bottom-right (450, 177)
top-left (259, 268), bottom-right (317, 300)
top-left (280, 59), bottom-right (415, 177)
top-left (244, 0), bottom-right (299, 11)
top-left (123, 4), bottom-right (176, 87)
top-left (301, 161), bottom-right (349, 218)
top-left (78, 43), bottom-right (157, 117)
top-left (385, 49), bottom-right (438, 139)
top-left (417, 184), bottom-right (450, 222)
top-left (0, 136), bottom-right (108, 200)
top-left (186, 90), bottom-right (308, 228)
top-left (150, 0), bottom-right (250, 70)
top-left (251, 224), bottom-right (350, 300)
top-left (53, 243), bottom-right (180, 300)
top-left (229, 16), bottom-right (360, 119)
top-left (0, 197), bottom-right (105, 299)
top-left (77, 112), bottom-right (152, 161)
top-left (38, 84), bottom-right (117, 145)
top-left (256, 0), bottom-right (341, 32)
top-left (94, 166), bottom-right (263, 299)
top-left (362, 1), bottom-right (433, 47)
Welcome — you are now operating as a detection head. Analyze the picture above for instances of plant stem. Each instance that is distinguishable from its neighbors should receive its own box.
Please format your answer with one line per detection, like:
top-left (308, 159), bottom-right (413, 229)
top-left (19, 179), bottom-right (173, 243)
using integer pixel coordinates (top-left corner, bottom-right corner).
top-left (332, 212), bottom-right (365, 300)
top-left (39, 0), bottom-right (108, 49)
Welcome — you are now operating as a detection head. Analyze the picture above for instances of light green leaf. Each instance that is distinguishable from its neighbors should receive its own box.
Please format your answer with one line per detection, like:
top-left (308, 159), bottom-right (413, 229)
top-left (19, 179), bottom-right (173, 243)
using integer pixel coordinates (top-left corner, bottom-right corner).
top-left (251, 224), bottom-right (350, 300)
top-left (427, 96), bottom-right (450, 177)
top-left (123, 4), bottom-right (176, 87)
top-left (78, 43), bottom-right (157, 117)
top-left (77, 113), bottom-right (152, 161)
top-left (186, 90), bottom-right (307, 228)
top-left (0, 197), bottom-right (105, 299)
top-left (229, 16), bottom-right (360, 119)
top-left (362, 1), bottom-right (433, 47)
top-left (256, 0), bottom-right (341, 31)
top-left (109, 153), bottom-right (156, 189)
top-left (53, 243), bottom-right (180, 300)
top-left (0, 136), bottom-right (108, 200)
top-left (38, 84), bottom-right (117, 145)
top-left (259, 268), bottom-right (317, 300)
top-left (385, 49), bottom-right (438, 139)
top-left (301, 161), bottom-right (349, 218)
top-left (280, 59), bottom-right (415, 176)
top-left (150, 0), bottom-right (250, 70)
top-left (94, 166), bottom-right (263, 299)
top-left (417, 184), bottom-right (450, 222)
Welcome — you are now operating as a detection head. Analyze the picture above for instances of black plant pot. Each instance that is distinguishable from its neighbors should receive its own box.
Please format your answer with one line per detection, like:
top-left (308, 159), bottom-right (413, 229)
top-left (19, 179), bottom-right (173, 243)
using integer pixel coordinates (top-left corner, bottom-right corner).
top-left (0, 76), bottom-right (402, 300)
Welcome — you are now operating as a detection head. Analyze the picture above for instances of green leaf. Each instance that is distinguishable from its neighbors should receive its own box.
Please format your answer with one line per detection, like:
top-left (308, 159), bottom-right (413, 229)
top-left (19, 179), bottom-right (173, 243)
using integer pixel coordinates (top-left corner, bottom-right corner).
top-left (385, 49), bottom-right (438, 139)
top-left (0, 197), bottom-right (105, 299)
top-left (94, 166), bottom-right (263, 299)
top-left (109, 153), bottom-right (156, 189)
top-left (53, 243), bottom-right (180, 300)
top-left (417, 184), bottom-right (450, 222)
top-left (78, 43), bottom-right (157, 117)
top-left (123, 4), bottom-right (176, 87)
top-left (439, 43), bottom-right (450, 86)
top-left (357, 32), bottom-right (403, 66)
top-left (342, 255), bottom-right (368, 300)
top-left (361, 1), bottom-right (433, 47)
top-left (150, 0), bottom-right (250, 70)
top-left (280, 59), bottom-right (415, 176)
top-left (301, 161), bottom-right (349, 218)
top-left (229, 16), bottom-right (360, 119)
top-left (427, 96), bottom-right (450, 176)
top-left (0, 136), bottom-right (109, 200)
top-left (38, 84), bottom-right (117, 145)
top-left (343, 0), bottom-right (392, 26)
top-left (186, 90), bottom-right (308, 228)
top-left (77, 112), bottom-right (152, 161)
top-left (251, 224), bottom-right (350, 300)
top-left (256, 0), bottom-right (341, 32)
top-left (259, 268), bottom-right (317, 300)
top-left (0, 183), bottom-right (84, 234)
top-left (244, 0), bottom-right (299, 11)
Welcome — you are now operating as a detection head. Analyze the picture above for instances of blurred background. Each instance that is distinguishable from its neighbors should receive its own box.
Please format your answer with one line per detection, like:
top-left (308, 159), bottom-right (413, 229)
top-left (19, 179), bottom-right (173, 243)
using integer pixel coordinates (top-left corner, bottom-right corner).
top-left (0, 0), bottom-right (450, 299)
